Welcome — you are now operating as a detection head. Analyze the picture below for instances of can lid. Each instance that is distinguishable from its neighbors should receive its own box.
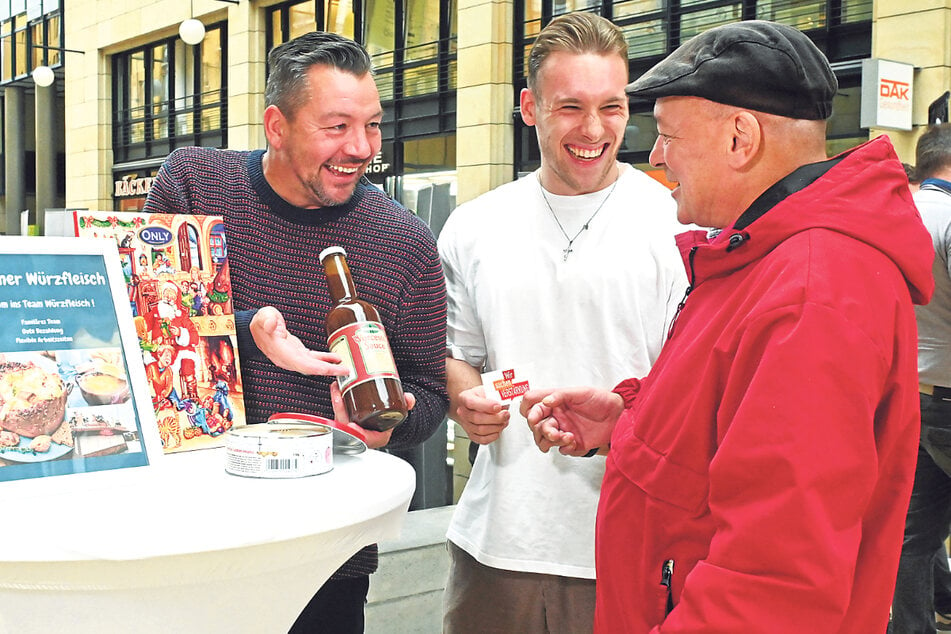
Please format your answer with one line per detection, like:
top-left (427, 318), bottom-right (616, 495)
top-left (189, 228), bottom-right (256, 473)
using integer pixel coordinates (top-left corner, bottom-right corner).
top-left (267, 412), bottom-right (367, 454)
top-left (318, 246), bottom-right (347, 263)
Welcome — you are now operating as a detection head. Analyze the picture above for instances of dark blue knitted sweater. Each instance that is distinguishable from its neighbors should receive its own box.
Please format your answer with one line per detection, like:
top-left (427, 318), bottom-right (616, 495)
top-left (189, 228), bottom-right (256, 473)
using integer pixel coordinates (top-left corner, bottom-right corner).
top-left (145, 146), bottom-right (448, 579)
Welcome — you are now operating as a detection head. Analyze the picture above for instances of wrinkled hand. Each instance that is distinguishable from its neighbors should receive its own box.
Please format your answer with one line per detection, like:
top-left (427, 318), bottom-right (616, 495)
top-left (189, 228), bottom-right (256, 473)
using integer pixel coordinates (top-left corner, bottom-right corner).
top-left (250, 306), bottom-right (348, 376)
top-left (520, 387), bottom-right (624, 456)
top-left (453, 385), bottom-right (509, 445)
top-left (330, 381), bottom-right (416, 450)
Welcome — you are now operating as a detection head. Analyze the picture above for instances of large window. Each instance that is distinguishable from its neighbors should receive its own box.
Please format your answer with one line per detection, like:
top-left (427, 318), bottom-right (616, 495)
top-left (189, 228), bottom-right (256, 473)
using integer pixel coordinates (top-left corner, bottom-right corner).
top-left (112, 24), bottom-right (228, 165)
top-left (0, 3), bottom-right (61, 85)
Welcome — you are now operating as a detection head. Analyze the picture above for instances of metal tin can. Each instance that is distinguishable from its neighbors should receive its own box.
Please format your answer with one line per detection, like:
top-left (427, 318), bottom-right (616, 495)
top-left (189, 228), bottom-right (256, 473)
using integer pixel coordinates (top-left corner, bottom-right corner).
top-left (224, 424), bottom-right (333, 478)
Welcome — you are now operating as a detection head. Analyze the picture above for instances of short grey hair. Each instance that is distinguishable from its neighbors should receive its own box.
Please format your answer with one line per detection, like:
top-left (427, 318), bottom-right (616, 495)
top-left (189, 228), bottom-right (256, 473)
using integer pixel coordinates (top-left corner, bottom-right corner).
top-left (265, 31), bottom-right (374, 120)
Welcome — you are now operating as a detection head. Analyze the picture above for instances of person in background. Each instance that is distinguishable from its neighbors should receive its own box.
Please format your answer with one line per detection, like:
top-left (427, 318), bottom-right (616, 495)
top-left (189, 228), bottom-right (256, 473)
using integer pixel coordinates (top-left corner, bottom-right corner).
top-left (144, 31), bottom-right (448, 634)
top-left (905, 162), bottom-right (921, 193)
top-left (439, 12), bottom-right (686, 633)
top-left (522, 20), bottom-right (933, 632)
top-left (889, 122), bottom-right (951, 634)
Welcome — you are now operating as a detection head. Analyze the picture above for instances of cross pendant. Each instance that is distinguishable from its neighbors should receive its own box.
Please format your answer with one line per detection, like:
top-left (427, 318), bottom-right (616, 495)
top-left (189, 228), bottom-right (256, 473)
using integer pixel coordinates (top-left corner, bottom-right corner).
top-left (562, 246), bottom-right (572, 261)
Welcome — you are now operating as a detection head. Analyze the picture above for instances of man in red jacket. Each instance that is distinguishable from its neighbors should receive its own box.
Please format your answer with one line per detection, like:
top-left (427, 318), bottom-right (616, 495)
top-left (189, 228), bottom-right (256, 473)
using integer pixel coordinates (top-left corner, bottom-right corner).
top-left (522, 20), bottom-right (934, 633)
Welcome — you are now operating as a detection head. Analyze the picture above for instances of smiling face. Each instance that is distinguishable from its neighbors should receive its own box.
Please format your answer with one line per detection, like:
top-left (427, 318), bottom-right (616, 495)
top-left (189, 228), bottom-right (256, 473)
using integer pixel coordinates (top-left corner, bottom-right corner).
top-left (521, 51), bottom-right (629, 195)
top-left (263, 64), bottom-right (383, 208)
top-left (649, 96), bottom-right (738, 228)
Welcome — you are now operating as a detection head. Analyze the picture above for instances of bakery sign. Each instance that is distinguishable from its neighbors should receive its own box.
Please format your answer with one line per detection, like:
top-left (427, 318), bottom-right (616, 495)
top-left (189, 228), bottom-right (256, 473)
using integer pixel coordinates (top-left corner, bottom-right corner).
top-left (860, 58), bottom-right (915, 131)
top-left (114, 171), bottom-right (158, 199)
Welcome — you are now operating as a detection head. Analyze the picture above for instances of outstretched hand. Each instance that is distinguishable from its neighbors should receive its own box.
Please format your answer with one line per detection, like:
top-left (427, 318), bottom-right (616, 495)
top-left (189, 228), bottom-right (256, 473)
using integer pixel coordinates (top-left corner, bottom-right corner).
top-left (520, 387), bottom-right (625, 456)
top-left (250, 306), bottom-right (349, 376)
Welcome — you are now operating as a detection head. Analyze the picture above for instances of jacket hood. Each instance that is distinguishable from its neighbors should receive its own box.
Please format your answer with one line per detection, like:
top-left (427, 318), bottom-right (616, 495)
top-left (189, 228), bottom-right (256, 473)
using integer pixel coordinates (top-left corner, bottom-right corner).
top-left (677, 135), bottom-right (934, 305)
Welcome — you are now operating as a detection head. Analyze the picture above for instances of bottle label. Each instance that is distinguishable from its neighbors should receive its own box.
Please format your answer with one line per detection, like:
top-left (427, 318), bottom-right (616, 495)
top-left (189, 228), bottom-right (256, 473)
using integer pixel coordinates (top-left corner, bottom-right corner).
top-left (328, 321), bottom-right (400, 392)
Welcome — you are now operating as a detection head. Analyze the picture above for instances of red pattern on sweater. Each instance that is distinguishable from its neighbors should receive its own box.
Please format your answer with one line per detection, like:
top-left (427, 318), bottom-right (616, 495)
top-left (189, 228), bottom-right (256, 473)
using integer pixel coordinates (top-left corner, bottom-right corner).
top-left (145, 146), bottom-right (448, 579)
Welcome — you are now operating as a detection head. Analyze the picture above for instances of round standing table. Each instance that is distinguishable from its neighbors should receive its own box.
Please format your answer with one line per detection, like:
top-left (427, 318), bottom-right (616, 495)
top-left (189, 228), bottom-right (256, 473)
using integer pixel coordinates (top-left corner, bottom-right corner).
top-left (0, 448), bottom-right (416, 633)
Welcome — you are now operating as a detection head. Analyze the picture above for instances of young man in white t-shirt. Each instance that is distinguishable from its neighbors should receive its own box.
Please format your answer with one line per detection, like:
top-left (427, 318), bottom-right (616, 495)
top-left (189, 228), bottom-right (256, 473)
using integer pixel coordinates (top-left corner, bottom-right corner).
top-left (438, 12), bottom-right (687, 633)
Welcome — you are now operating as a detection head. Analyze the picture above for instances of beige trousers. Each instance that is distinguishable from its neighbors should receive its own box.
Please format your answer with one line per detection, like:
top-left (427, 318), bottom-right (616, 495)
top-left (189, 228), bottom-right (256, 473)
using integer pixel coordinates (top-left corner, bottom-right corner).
top-left (442, 540), bottom-right (596, 634)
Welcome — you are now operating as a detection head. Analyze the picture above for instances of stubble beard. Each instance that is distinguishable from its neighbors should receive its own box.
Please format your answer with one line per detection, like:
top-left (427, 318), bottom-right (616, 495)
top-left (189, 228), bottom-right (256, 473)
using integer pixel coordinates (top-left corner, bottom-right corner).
top-left (306, 170), bottom-right (362, 208)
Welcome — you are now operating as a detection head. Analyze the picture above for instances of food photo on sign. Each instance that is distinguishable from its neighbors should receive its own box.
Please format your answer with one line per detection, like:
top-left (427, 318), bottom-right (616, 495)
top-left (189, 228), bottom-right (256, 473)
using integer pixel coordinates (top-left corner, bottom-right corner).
top-left (0, 348), bottom-right (142, 465)
top-left (0, 237), bottom-right (163, 482)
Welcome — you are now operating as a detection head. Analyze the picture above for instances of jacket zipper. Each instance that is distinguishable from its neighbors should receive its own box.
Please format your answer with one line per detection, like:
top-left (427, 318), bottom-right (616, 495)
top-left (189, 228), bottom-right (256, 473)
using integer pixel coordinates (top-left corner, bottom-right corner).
top-left (661, 559), bottom-right (675, 616)
top-left (666, 246), bottom-right (697, 340)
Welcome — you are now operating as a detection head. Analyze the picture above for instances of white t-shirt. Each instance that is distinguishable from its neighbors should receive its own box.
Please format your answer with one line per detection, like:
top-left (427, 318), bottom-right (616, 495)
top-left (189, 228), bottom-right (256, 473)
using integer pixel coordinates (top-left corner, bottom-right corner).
top-left (438, 164), bottom-right (688, 578)
top-left (914, 182), bottom-right (951, 385)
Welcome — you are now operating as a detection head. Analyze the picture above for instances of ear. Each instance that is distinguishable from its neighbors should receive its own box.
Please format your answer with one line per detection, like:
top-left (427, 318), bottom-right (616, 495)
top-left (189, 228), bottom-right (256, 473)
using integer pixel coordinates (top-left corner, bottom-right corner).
top-left (727, 111), bottom-right (762, 169)
top-left (520, 88), bottom-right (537, 126)
top-left (263, 105), bottom-right (287, 150)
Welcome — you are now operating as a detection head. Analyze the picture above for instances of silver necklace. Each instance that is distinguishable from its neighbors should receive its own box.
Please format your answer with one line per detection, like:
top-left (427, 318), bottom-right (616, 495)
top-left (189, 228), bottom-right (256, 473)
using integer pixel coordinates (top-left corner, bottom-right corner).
top-left (539, 176), bottom-right (619, 261)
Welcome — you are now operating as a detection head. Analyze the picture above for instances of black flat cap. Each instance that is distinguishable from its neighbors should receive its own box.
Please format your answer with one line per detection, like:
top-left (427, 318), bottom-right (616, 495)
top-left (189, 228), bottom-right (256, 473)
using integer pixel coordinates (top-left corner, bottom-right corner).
top-left (626, 20), bottom-right (837, 120)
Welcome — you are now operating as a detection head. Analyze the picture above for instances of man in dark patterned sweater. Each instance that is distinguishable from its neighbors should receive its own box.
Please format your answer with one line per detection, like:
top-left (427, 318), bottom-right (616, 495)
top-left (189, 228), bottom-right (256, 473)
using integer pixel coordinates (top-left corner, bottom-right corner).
top-left (144, 32), bottom-right (448, 634)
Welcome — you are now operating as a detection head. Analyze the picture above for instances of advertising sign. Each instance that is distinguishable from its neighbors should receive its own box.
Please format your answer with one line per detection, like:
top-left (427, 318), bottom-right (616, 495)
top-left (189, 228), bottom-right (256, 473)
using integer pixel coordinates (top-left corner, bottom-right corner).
top-left (860, 58), bottom-right (914, 131)
top-left (0, 237), bottom-right (162, 482)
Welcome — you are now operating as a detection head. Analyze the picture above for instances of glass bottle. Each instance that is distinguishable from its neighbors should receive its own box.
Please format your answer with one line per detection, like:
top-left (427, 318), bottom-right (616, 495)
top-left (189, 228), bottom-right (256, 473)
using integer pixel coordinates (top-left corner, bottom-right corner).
top-left (319, 246), bottom-right (408, 432)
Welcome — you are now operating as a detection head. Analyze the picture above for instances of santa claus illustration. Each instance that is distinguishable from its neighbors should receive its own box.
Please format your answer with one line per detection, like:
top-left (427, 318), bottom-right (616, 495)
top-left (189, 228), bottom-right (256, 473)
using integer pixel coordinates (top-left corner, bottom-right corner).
top-left (147, 281), bottom-right (200, 399)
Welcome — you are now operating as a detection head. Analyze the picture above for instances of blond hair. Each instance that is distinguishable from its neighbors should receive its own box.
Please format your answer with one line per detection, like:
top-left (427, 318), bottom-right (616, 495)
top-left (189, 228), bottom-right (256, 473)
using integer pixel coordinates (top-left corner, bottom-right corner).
top-left (526, 12), bottom-right (628, 93)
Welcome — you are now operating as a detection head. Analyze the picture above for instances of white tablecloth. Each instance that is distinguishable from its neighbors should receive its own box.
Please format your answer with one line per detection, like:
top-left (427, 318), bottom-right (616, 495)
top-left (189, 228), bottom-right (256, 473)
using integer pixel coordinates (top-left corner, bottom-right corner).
top-left (0, 448), bottom-right (416, 633)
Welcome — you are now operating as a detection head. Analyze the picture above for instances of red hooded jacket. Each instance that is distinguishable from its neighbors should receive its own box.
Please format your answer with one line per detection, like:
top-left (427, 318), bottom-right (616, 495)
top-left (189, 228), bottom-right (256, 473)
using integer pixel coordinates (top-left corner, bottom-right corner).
top-left (597, 136), bottom-right (934, 633)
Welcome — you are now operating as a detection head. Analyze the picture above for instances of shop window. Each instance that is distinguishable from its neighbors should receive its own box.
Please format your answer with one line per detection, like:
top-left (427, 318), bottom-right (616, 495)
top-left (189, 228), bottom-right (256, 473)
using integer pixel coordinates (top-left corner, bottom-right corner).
top-left (403, 134), bottom-right (455, 173)
top-left (397, 134), bottom-right (457, 237)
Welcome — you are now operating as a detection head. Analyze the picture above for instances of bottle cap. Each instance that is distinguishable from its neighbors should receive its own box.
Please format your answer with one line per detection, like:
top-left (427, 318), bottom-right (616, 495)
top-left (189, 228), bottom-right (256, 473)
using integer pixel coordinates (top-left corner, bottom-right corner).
top-left (319, 246), bottom-right (347, 263)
